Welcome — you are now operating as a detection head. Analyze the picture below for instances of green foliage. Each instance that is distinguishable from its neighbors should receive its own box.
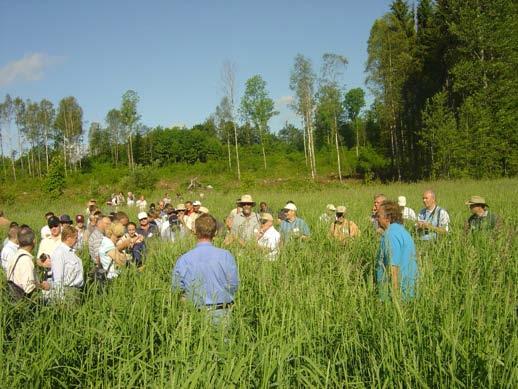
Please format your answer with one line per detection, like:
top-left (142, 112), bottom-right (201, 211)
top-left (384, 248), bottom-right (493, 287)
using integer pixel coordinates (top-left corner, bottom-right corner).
top-left (43, 158), bottom-right (66, 197)
top-left (119, 164), bottom-right (158, 191)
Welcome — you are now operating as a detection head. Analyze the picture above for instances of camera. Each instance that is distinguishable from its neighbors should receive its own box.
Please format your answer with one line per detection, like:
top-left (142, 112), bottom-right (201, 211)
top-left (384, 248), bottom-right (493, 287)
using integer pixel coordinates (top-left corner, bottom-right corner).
top-left (169, 213), bottom-right (180, 229)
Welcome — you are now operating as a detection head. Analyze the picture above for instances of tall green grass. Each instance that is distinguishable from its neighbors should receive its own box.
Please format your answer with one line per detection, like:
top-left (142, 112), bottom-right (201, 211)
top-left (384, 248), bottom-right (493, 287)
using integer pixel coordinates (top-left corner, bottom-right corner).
top-left (0, 178), bottom-right (516, 387)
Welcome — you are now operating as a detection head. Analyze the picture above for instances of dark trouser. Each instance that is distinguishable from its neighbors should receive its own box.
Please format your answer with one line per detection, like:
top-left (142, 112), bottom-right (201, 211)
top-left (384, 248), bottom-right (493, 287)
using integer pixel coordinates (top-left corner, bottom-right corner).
top-left (130, 242), bottom-right (146, 266)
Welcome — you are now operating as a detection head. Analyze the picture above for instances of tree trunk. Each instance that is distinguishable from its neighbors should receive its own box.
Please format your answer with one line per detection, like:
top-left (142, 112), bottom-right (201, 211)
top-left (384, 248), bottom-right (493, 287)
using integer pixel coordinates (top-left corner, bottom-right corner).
top-left (227, 136), bottom-right (232, 170)
top-left (334, 114), bottom-right (342, 182)
top-left (129, 132), bottom-right (134, 169)
top-left (0, 130), bottom-right (5, 178)
top-left (11, 153), bottom-right (16, 181)
top-left (302, 119), bottom-right (308, 167)
top-left (355, 118), bottom-right (359, 158)
top-left (260, 126), bottom-right (267, 170)
top-left (18, 129), bottom-right (24, 172)
top-left (233, 122), bottom-right (241, 181)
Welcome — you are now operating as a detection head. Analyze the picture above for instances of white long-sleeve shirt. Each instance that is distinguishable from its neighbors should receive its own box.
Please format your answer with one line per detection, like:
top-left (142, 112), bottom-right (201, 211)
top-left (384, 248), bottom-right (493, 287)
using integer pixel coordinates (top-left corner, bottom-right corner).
top-left (50, 243), bottom-right (84, 299)
top-left (1, 240), bottom-right (18, 273)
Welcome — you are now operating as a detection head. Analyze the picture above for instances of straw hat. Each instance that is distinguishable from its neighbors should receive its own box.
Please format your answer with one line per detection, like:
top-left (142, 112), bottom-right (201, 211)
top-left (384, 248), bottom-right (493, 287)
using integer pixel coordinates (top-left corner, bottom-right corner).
top-left (238, 194), bottom-right (255, 205)
top-left (465, 195), bottom-right (488, 207)
top-left (336, 205), bottom-right (346, 213)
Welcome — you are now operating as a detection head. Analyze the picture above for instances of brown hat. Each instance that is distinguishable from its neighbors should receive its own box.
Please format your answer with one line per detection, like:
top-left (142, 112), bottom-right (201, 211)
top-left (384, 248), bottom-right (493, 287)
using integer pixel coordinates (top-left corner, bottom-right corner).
top-left (465, 195), bottom-right (488, 207)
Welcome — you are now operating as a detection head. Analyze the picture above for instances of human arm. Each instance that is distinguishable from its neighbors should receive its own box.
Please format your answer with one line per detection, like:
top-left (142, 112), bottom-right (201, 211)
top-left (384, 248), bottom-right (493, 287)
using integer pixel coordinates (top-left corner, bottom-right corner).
top-left (107, 248), bottom-right (127, 267)
top-left (171, 258), bottom-right (186, 293)
top-left (226, 253), bottom-right (239, 295)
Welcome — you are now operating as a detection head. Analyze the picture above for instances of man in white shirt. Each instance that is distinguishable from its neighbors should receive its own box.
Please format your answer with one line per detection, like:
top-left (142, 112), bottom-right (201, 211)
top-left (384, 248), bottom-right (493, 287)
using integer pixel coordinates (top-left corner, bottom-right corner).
top-left (48, 225), bottom-right (84, 302)
top-left (40, 211), bottom-right (55, 239)
top-left (7, 226), bottom-right (49, 297)
top-left (257, 213), bottom-right (281, 260)
top-left (1, 225), bottom-right (19, 273)
top-left (319, 204), bottom-right (336, 223)
top-left (417, 190), bottom-right (450, 241)
top-left (398, 196), bottom-right (417, 221)
top-left (136, 196), bottom-right (148, 212)
top-left (37, 216), bottom-right (62, 261)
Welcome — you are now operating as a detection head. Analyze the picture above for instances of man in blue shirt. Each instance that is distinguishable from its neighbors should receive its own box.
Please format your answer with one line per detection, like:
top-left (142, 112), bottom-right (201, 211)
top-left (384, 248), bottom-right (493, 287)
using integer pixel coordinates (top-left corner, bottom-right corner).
top-left (376, 200), bottom-right (418, 300)
top-left (172, 214), bottom-right (239, 323)
top-left (279, 203), bottom-right (310, 241)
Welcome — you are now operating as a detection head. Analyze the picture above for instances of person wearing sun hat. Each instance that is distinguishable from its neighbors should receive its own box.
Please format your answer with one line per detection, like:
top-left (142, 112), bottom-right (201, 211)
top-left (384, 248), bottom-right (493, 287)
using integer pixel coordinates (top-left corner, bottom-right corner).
top-left (279, 202), bottom-right (310, 241)
top-left (224, 194), bottom-right (260, 246)
top-left (329, 205), bottom-right (360, 243)
top-left (319, 204), bottom-right (336, 223)
top-left (464, 195), bottom-right (500, 232)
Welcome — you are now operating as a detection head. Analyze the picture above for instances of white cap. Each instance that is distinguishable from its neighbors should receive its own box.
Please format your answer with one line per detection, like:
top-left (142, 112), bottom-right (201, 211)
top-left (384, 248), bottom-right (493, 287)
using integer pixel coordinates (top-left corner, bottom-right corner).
top-left (398, 196), bottom-right (407, 207)
top-left (137, 212), bottom-right (148, 220)
top-left (193, 200), bottom-right (202, 206)
top-left (284, 203), bottom-right (297, 211)
top-left (326, 204), bottom-right (336, 211)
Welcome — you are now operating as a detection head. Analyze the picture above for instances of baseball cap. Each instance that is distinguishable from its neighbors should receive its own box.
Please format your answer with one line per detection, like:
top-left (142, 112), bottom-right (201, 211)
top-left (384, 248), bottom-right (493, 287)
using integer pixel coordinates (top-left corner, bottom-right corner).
top-left (48, 216), bottom-right (60, 228)
top-left (75, 214), bottom-right (85, 223)
top-left (398, 196), bottom-right (407, 207)
top-left (336, 206), bottom-right (346, 213)
top-left (137, 212), bottom-right (148, 220)
top-left (326, 204), bottom-right (336, 211)
top-left (192, 200), bottom-right (202, 206)
top-left (284, 203), bottom-right (297, 211)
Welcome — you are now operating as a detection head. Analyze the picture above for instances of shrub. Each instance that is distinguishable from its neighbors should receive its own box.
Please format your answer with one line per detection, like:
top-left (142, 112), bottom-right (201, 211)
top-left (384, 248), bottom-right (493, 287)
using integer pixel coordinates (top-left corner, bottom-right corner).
top-left (43, 158), bottom-right (66, 198)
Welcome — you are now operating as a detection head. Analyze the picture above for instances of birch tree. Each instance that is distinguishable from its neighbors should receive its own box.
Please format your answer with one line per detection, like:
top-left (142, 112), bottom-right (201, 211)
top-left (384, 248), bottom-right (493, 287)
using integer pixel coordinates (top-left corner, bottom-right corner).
top-left (240, 75), bottom-right (278, 170)
top-left (290, 54), bottom-right (317, 179)
top-left (55, 96), bottom-right (83, 175)
top-left (38, 99), bottom-right (55, 172)
top-left (120, 90), bottom-right (140, 170)
top-left (318, 53), bottom-right (348, 181)
top-left (221, 61), bottom-right (241, 181)
top-left (0, 95), bottom-right (16, 180)
top-left (215, 96), bottom-right (233, 170)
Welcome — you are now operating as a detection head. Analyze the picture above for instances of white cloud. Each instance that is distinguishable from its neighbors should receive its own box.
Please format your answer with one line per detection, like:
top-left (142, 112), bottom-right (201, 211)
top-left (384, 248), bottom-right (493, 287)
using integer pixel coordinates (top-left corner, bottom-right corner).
top-left (0, 53), bottom-right (62, 87)
top-left (275, 95), bottom-right (294, 107)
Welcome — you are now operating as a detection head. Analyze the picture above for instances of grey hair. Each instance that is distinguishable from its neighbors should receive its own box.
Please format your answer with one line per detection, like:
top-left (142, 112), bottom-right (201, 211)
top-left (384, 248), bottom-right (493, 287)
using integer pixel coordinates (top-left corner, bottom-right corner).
top-left (423, 189), bottom-right (436, 199)
top-left (18, 226), bottom-right (35, 247)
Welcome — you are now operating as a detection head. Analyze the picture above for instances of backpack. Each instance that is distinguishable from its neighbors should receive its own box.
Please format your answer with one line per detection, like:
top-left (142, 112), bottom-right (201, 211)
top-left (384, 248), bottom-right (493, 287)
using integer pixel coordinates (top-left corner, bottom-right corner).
top-left (6, 254), bottom-right (30, 301)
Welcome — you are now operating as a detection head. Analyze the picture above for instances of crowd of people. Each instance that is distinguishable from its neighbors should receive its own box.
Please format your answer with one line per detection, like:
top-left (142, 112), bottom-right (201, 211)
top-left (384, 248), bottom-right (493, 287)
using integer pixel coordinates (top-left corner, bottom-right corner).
top-left (0, 190), bottom-right (500, 319)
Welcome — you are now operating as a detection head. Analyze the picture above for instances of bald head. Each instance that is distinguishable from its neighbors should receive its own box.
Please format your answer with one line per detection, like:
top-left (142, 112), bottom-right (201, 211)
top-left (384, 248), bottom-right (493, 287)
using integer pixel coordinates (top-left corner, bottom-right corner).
top-left (422, 190), bottom-right (437, 210)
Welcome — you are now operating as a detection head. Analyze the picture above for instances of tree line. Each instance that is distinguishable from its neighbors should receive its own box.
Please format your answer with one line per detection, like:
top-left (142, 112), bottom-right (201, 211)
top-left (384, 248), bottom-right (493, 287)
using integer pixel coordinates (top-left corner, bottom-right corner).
top-left (1, 0), bottom-right (516, 182)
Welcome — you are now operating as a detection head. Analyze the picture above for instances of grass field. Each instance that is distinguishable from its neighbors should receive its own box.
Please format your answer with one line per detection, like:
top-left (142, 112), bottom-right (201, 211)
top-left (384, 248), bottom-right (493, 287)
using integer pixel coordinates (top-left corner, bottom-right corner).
top-left (0, 178), bottom-right (517, 387)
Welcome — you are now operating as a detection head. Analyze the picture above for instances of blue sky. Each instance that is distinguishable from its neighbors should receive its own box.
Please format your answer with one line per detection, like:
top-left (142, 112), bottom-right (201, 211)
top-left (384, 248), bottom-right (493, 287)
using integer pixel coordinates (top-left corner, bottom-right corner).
top-left (0, 0), bottom-right (392, 144)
